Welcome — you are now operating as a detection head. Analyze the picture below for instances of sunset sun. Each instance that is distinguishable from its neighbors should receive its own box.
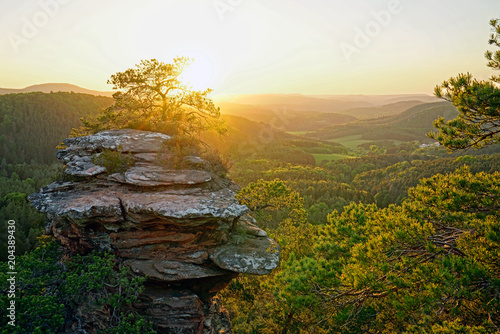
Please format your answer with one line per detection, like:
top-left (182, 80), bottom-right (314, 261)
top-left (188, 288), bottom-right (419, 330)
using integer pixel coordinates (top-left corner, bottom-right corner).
top-left (179, 54), bottom-right (215, 91)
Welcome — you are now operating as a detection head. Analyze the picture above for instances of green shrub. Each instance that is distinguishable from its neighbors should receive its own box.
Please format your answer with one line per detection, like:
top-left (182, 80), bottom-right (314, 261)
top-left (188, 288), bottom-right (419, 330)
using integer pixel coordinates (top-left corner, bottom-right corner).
top-left (156, 135), bottom-right (230, 176)
top-left (108, 312), bottom-right (156, 334)
top-left (0, 236), bottom-right (155, 333)
top-left (201, 148), bottom-right (230, 177)
top-left (92, 147), bottom-right (135, 174)
top-left (156, 135), bottom-right (201, 169)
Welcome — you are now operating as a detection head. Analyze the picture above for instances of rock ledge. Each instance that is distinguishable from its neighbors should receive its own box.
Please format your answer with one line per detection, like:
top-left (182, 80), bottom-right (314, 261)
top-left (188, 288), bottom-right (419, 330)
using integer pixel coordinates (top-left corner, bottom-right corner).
top-left (29, 129), bottom-right (280, 334)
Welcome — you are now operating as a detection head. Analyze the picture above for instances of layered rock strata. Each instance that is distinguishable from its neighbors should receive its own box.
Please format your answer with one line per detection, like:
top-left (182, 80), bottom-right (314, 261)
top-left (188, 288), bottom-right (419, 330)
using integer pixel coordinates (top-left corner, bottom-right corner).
top-left (29, 129), bottom-right (280, 334)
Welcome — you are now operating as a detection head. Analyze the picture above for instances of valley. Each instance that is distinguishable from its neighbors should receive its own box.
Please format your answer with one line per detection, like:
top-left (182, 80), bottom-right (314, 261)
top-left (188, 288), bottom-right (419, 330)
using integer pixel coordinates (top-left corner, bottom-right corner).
top-left (0, 88), bottom-right (498, 333)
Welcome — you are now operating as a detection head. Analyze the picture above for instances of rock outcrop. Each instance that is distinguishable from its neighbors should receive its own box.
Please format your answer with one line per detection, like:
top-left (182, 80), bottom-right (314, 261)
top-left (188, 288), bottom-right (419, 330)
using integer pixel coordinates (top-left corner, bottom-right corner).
top-left (29, 129), bottom-right (280, 334)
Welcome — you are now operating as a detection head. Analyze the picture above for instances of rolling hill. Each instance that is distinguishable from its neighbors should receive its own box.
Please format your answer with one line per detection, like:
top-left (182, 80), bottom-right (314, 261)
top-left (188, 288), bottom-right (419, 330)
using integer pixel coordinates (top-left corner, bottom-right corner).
top-left (0, 83), bottom-right (114, 97)
top-left (0, 90), bottom-right (452, 167)
top-left (213, 93), bottom-right (439, 116)
top-left (214, 94), bottom-right (374, 112)
top-left (217, 102), bottom-right (357, 132)
top-left (0, 92), bottom-right (113, 164)
top-left (309, 101), bottom-right (458, 144)
top-left (0, 91), bottom-right (311, 165)
top-left (337, 100), bottom-right (427, 119)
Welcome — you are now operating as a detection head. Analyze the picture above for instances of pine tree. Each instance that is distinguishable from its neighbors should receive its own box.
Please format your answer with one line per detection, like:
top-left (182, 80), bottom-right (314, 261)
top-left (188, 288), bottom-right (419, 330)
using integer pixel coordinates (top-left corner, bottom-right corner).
top-left (430, 19), bottom-right (500, 150)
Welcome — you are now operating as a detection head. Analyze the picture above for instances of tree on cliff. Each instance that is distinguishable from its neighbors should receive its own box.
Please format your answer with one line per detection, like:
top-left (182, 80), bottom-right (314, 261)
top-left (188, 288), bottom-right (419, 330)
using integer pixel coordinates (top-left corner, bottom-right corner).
top-left (77, 57), bottom-right (225, 139)
top-left (430, 18), bottom-right (500, 150)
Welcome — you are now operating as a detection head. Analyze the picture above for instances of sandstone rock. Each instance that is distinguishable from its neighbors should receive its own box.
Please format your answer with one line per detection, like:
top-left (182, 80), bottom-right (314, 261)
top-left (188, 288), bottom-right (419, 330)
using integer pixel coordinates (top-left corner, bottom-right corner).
top-left (108, 165), bottom-right (212, 186)
top-left (110, 230), bottom-right (198, 250)
top-left (133, 152), bottom-right (158, 162)
top-left (29, 185), bottom-right (248, 225)
top-left (124, 259), bottom-right (231, 281)
top-left (29, 129), bottom-right (280, 333)
top-left (209, 217), bottom-right (279, 275)
top-left (64, 156), bottom-right (107, 176)
top-left (63, 129), bottom-right (171, 153)
top-left (184, 155), bottom-right (208, 169)
top-left (210, 230), bottom-right (280, 275)
top-left (137, 289), bottom-right (205, 333)
top-left (237, 215), bottom-right (268, 237)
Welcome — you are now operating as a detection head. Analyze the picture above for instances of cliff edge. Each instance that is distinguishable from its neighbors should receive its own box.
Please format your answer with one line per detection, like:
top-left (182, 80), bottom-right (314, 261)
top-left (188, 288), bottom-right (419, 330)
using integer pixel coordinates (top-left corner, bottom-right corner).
top-left (28, 129), bottom-right (280, 334)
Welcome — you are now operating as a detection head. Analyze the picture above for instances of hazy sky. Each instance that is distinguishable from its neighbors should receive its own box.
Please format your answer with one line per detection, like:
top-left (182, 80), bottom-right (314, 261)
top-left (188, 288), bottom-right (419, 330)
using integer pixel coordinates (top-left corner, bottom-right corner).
top-left (0, 0), bottom-right (498, 95)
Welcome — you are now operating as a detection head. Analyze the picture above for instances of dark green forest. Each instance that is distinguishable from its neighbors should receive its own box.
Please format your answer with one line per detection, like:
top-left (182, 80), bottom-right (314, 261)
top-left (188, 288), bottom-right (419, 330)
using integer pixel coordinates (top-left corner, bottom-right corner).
top-left (0, 92), bottom-right (112, 164)
top-left (0, 92), bottom-right (112, 260)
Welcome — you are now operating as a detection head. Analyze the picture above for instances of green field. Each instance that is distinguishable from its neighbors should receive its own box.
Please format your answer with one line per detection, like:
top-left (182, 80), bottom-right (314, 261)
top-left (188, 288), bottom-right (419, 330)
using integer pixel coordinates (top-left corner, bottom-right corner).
top-left (312, 153), bottom-right (354, 164)
top-left (327, 135), bottom-right (372, 150)
top-left (329, 135), bottom-right (404, 150)
top-left (287, 131), bottom-right (313, 136)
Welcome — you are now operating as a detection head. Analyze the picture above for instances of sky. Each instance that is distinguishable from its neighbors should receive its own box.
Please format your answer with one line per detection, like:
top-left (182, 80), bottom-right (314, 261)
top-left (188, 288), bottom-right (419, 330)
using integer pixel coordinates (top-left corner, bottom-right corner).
top-left (0, 0), bottom-right (499, 95)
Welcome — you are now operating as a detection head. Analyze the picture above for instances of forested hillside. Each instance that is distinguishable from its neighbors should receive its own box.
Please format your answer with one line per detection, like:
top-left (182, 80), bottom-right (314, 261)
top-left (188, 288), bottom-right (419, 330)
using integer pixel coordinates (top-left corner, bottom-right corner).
top-left (213, 93), bottom-right (439, 114)
top-left (338, 100), bottom-right (425, 119)
top-left (0, 92), bottom-right (112, 259)
top-left (0, 83), bottom-right (114, 97)
top-left (310, 101), bottom-right (457, 143)
top-left (218, 102), bottom-right (358, 132)
top-left (0, 92), bottom-right (112, 164)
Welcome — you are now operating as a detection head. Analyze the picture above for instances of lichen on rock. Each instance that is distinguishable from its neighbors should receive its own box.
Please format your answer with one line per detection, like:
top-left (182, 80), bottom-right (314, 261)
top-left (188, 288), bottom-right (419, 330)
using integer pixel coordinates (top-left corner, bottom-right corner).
top-left (29, 129), bottom-right (280, 334)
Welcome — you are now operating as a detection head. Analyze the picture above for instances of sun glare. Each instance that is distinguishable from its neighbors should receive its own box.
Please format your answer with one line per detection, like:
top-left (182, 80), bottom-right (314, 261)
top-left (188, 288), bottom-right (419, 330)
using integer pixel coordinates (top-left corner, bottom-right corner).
top-left (179, 54), bottom-right (214, 91)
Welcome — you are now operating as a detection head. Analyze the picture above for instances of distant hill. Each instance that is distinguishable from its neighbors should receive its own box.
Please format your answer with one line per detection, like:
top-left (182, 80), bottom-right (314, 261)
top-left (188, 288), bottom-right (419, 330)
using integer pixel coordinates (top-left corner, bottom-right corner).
top-left (215, 94), bottom-right (374, 112)
top-left (203, 113), bottom-right (295, 154)
top-left (338, 100), bottom-right (426, 119)
top-left (217, 102), bottom-right (357, 132)
top-left (0, 83), bottom-right (114, 97)
top-left (309, 101), bottom-right (458, 144)
top-left (0, 90), bottom-right (448, 166)
top-left (0, 91), bottom-right (303, 165)
top-left (215, 114), bottom-right (318, 165)
top-left (309, 94), bottom-right (440, 105)
top-left (214, 93), bottom-right (440, 117)
top-left (359, 94), bottom-right (439, 105)
top-left (215, 94), bottom-right (373, 113)
top-left (0, 92), bottom-right (113, 164)
top-left (384, 102), bottom-right (457, 127)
